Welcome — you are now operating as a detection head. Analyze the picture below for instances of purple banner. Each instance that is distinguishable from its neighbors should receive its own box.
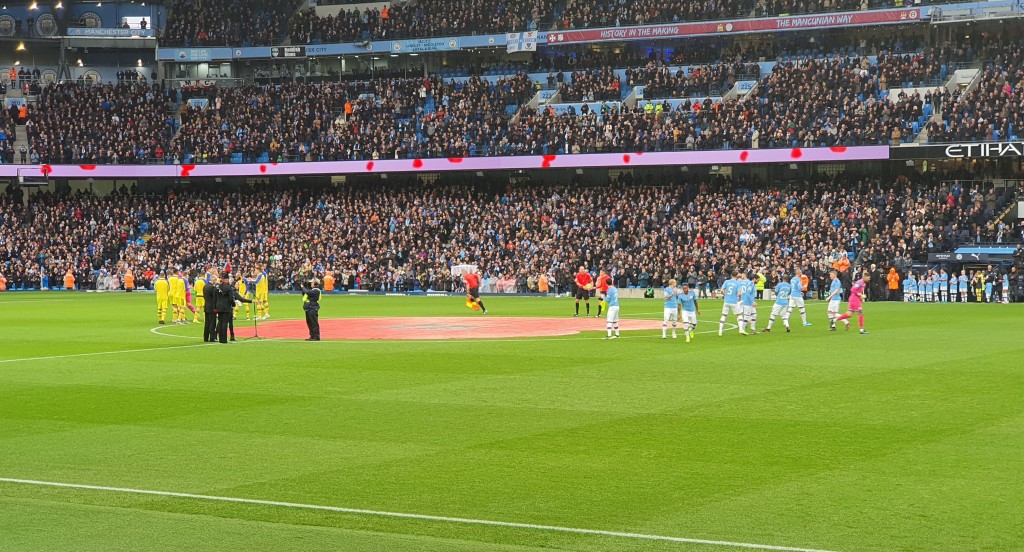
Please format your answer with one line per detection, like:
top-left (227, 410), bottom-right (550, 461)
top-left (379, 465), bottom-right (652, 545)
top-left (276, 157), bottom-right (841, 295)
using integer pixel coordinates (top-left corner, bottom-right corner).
top-left (7, 146), bottom-right (889, 179)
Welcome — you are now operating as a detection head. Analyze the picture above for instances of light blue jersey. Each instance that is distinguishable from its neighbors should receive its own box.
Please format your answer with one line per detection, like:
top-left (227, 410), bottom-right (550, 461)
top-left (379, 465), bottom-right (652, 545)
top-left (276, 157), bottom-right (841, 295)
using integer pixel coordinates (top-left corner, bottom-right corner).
top-left (605, 286), bottom-right (619, 307)
top-left (939, 273), bottom-right (949, 289)
top-left (908, 278), bottom-right (918, 293)
top-left (722, 279), bottom-right (740, 305)
top-left (678, 290), bottom-right (697, 312)
top-left (959, 274), bottom-right (969, 289)
top-left (950, 277), bottom-right (958, 293)
top-left (827, 278), bottom-right (843, 301)
top-left (931, 278), bottom-right (940, 293)
top-left (740, 280), bottom-right (756, 306)
top-left (664, 286), bottom-right (679, 309)
top-left (774, 282), bottom-right (792, 306)
top-left (789, 276), bottom-right (804, 299)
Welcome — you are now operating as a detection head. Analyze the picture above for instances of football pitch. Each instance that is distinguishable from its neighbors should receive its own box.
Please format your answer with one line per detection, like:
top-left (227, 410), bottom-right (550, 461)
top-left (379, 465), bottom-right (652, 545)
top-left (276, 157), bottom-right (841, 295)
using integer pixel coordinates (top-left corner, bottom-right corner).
top-left (0, 293), bottom-right (1021, 552)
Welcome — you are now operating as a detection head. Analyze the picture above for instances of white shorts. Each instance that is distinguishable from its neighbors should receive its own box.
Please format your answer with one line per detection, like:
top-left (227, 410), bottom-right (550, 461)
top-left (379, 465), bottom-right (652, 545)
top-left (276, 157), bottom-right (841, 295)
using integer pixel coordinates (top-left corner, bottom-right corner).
top-left (743, 305), bottom-right (756, 317)
top-left (827, 300), bottom-right (841, 315)
top-left (681, 311), bottom-right (697, 325)
top-left (606, 306), bottom-right (620, 323)
top-left (721, 303), bottom-right (742, 316)
top-left (663, 308), bottom-right (678, 322)
top-left (770, 304), bottom-right (789, 318)
top-left (788, 295), bottom-right (805, 309)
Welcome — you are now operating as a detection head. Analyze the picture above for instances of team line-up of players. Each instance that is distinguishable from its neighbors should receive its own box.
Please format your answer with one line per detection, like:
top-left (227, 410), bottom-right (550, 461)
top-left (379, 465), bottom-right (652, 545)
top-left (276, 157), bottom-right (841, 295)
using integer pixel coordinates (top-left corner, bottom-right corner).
top-left (902, 269), bottom-right (1013, 303)
top-left (152, 267), bottom-right (271, 325)
top-left (543, 267), bottom-right (871, 341)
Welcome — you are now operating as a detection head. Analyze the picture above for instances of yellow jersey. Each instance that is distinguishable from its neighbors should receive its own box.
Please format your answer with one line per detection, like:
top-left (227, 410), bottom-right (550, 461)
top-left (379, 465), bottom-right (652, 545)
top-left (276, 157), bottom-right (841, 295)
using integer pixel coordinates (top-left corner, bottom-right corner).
top-left (154, 278), bottom-right (169, 298)
top-left (169, 275), bottom-right (185, 297)
top-left (236, 279), bottom-right (248, 296)
top-left (255, 272), bottom-right (269, 295)
top-left (194, 278), bottom-right (206, 297)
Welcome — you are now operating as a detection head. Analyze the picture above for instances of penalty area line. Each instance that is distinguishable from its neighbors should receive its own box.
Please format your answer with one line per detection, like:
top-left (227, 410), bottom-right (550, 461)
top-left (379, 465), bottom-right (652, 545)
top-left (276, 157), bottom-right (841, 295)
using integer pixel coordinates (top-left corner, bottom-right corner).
top-left (0, 477), bottom-right (837, 552)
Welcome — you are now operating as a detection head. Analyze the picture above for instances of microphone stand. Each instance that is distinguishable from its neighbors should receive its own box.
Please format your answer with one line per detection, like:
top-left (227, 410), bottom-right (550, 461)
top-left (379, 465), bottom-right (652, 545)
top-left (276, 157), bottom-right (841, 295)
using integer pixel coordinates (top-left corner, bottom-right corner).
top-left (245, 292), bottom-right (263, 340)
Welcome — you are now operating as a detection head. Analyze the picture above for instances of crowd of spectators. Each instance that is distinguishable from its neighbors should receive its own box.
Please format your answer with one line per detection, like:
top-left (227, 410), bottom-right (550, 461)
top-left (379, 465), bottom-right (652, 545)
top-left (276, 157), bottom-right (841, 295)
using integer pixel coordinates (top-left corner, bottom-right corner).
top-left (289, 0), bottom-right (553, 45)
top-left (927, 45), bottom-right (1024, 144)
top-left (626, 61), bottom-right (760, 99)
top-left (172, 73), bottom-right (534, 162)
top-left (1, 170), bottom-right (1020, 295)
top-left (25, 82), bottom-right (175, 165)
top-left (559, 68), bottom-right (621, 102)
top-left (9, 36), bottom-right (1022, 164)
top-left (161, 0), bottom-right (303, 47)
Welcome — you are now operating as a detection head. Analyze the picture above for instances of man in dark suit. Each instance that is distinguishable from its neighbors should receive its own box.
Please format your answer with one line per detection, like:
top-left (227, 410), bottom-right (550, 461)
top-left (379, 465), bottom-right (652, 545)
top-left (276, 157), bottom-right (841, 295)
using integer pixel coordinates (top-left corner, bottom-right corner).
top-left (301, 278), bottom-right (321, 341)
top-left (215, 276), bottom-right (252, 343)
top-left (202, 273), bottom-right (220, 342)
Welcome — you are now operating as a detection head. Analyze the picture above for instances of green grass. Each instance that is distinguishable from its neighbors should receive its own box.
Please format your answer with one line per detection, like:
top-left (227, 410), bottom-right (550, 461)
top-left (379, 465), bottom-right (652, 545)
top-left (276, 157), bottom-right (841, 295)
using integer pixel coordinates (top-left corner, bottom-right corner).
top-left (0, 293), bottom-right (1021, 552)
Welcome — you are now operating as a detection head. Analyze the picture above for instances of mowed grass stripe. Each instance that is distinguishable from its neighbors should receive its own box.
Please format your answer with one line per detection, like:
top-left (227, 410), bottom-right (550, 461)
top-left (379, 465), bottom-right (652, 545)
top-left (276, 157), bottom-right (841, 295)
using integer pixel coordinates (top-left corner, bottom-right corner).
top-left (0, 294), bottom-right (1021, 551)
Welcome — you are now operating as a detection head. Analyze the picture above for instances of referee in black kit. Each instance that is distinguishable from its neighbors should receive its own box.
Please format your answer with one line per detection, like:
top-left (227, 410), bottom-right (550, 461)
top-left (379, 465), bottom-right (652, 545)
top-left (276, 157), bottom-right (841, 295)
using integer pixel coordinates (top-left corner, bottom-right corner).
top-left (301, 277), bottom-right (321, 341)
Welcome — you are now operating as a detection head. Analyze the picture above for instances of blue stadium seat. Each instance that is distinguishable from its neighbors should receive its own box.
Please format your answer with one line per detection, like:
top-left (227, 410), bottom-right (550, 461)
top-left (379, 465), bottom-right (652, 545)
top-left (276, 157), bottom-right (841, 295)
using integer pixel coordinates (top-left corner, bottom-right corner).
top-left (231, 153), bottom-right (243, 164)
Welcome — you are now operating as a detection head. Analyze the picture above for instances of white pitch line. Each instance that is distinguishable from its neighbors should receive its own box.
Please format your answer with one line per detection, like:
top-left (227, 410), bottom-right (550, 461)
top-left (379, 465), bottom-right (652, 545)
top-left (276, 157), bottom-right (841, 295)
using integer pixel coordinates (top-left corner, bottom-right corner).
top-left (0, 342), bottom-right (219, 364)
top-left (0, 477), bottom-right (837, 552)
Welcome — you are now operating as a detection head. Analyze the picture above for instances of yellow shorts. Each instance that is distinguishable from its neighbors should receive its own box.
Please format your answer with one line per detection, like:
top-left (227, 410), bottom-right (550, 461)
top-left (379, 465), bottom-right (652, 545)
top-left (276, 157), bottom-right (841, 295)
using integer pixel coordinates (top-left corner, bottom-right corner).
top-left (171, 295), bottom-right (185, 307)
top-left (256, 293), bottom-right (269, 304)
top-left (195, 297), bottom-right (205, 308)
top-left (157, 297), bottom-right (169, 309)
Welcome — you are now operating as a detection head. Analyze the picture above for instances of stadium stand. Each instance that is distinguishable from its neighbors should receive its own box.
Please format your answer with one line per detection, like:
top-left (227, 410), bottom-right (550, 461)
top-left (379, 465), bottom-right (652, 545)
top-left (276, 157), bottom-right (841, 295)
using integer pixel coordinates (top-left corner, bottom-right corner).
top-left (161, 0), bottom-right (304, 47)
top-left (1, 173), bottom-right (1018, 293)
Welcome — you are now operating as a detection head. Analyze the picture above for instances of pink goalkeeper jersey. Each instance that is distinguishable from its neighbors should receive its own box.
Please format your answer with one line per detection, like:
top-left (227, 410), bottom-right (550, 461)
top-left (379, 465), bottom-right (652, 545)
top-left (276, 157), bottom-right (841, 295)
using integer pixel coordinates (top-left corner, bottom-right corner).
top-left (850, 279), bottom-right (866, 305)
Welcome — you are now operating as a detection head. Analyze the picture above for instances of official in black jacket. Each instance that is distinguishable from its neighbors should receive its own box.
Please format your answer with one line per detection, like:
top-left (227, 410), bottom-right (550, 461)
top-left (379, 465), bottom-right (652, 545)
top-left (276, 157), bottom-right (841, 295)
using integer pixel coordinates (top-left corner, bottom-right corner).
top-left (215, 277), bottom-right (252, 343)
top-left (202, 275), bottom-right (220, 342)
top-left (301, 278), bottom-right (321, 341)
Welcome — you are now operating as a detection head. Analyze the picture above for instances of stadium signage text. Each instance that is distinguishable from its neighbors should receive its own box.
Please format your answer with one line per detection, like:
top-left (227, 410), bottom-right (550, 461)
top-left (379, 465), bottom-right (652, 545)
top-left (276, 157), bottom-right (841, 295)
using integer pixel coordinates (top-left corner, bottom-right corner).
top-left (271, 46), bottom-right (306, 58)
top-left (943, 142), bottom-right (1024, 159)
top-left (545, 8), bottom-right (921, 44)
top-left (66, 28), bottom-right (156, 38)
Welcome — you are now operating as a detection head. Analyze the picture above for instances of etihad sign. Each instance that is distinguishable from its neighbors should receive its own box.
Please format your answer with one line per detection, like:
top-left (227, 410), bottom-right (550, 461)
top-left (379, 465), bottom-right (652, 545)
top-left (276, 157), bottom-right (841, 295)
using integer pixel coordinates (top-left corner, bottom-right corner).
top-left (944, 142), bottom-right (1024, 158)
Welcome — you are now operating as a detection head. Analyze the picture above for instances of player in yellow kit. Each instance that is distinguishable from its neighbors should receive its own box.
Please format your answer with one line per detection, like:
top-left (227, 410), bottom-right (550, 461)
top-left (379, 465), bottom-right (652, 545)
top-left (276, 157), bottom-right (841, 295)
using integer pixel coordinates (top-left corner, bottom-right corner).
top-left (253, 267), bottom-right (270, 320)
top-left (153, 272), bottom-right (170, 324)
top-left (234, 275), bottom-right (251, 320)
top-left (193, 274), bottom-right (207, 323)
top-left (168, 271), bottom-right (187, 324)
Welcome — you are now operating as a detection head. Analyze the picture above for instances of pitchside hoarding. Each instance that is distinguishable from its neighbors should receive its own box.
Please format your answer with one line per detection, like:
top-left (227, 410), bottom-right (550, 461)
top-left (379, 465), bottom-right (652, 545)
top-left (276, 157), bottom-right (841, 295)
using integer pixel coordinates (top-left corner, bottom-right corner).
top-left (891, 142), bottom-right (1024, 159)
top-left (5, 146), bottom-right (887, 179)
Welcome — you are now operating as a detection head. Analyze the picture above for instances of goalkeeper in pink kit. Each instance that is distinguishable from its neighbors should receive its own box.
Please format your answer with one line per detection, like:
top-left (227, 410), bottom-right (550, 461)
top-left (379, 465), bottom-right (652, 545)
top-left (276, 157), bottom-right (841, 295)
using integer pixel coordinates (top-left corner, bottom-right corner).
top-left (836, 271), bottom-right (870, 335)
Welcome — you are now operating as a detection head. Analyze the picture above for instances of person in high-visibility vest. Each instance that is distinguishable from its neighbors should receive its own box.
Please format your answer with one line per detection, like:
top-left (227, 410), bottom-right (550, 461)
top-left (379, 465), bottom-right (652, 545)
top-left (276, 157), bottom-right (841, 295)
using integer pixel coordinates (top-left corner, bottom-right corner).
top-left (886, 268), bottom-right (900, 301)
top-left (63, 269), bottom-right (76, 291)
top-left (755, 271), bottom-right (766, 300)
top-left (124, 270), bottom-right (135, 292)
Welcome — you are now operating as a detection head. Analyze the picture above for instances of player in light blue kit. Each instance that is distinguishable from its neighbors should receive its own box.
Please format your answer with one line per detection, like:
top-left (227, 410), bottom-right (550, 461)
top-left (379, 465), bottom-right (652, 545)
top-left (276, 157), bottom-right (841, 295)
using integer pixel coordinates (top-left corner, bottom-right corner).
top-left (663, 279), bottom-right (679, 339)
top-left (604, 281), bottom-right (620, 339)
top-left (938, 269), bottom-right (949, 303)
top-left (764, 271), bottom-right (792, 333)
top-left (949, 271), bottom-right (958, 302)
top-left (907, 273), bottom-right (918, 302)
top-left (739, 272), bottom-right (757, 335)
top-left (825, 270), bottom-right (846, 330)
top-left (786, 267), bottom-right (811, 326)
top-left (718, 270), bottom-right (743, 336)
top-left (958, 271), bottom-right (969, 302)
top-left (677, 283), bottom-right (700, 343)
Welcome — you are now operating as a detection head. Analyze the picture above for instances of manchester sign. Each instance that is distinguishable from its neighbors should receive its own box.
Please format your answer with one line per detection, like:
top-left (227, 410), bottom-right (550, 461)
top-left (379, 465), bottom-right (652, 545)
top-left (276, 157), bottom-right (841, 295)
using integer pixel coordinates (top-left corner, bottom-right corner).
top-left (546, 8), bottom-right (922, 44)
